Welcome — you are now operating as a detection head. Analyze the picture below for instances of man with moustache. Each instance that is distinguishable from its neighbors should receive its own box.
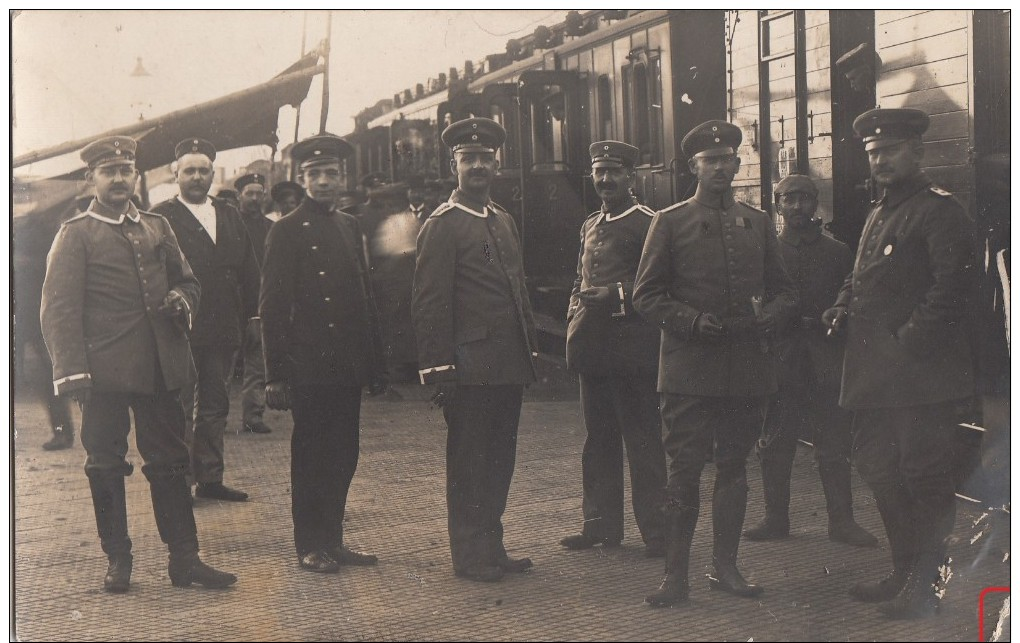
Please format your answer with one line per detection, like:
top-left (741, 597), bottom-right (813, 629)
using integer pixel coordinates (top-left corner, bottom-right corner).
top-left (743, 174), bottom-right (877, 547)
top-left (41, 136), bottom-right (236, 592)
top-left (152, 139), bottom-right (260, 502)
top-left (560, 141), bottom-right (666, 557)
top-left (822, 108), bottom-right (976, 619)
top-left (233, 172), bottom-right (274, 435)
top-left (412, 117), bottom-right (539, 583)
top-left (260, 134), bottom-right (386, 573)
top-left (634, 121), bottom-right (797, 606)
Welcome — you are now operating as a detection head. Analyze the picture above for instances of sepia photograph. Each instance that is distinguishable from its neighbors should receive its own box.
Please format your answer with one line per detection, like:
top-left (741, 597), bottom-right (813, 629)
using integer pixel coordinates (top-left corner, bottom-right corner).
top-left (11, 8), bottom-right (1010, 641)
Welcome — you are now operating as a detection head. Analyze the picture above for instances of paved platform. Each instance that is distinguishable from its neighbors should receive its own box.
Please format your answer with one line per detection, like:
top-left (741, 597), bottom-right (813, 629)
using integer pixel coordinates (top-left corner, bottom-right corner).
top-left (12, 370), bottom-right (1011, 641)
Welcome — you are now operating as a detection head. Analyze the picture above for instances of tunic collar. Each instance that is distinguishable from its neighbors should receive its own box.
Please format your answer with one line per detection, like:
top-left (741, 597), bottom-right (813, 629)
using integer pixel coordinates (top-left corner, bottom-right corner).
top-left (449, 189), bottom-right (491, 218)
top-left (876, 171), bottom-right (931, 209)
top-left (85, 198), bottom-right (140, 224)
top-left (601, 197), bottom-right (642, 222)
top-left (692, 186), bottom-right (736, 210)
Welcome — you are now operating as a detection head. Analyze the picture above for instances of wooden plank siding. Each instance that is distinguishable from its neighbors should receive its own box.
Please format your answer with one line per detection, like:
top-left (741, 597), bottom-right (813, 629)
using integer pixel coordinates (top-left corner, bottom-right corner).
top-left (727, 11), bottom-right (764, 207)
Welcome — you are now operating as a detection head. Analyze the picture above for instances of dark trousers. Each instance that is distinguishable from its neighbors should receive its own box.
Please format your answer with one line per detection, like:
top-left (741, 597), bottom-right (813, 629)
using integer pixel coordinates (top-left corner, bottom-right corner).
top-left (290, 384), bottom-right (362, 557)
top-left (443, 385), bottom-right (523, 571)
top-left (578, 373), bottom-right (666, 544)
top-left (182, 345), bottom-right (235, 484)
top-left (852, 401), bottom-right (959, 574)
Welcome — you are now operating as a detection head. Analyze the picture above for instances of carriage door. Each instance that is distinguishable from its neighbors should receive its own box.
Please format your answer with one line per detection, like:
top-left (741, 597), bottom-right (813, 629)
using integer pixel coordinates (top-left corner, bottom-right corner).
top-left (482, 84), bottom-right (524, 232)
top-left (758, 10), bottom-right (809, 223)
top-left (828, 10), bottom-right (876, 250)
top-left (516, 70), bottom-right (589, 326)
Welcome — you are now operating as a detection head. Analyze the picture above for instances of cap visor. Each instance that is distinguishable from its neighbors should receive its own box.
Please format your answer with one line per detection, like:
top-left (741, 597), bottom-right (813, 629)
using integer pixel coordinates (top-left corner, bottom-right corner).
top-left (864, 137), bottom-right (909, 152)
top-left (692, 147), bottom-right (736, 159)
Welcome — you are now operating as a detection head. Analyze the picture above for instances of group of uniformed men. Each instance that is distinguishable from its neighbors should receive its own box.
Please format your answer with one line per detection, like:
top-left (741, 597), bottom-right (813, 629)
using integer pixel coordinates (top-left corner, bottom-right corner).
top-left (39, 102), bottom-right (975, 621)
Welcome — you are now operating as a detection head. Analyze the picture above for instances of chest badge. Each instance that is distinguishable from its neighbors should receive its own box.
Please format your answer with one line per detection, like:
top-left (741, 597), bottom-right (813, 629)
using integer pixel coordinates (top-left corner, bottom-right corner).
top-left (883, 244), bottom-right (894, 256)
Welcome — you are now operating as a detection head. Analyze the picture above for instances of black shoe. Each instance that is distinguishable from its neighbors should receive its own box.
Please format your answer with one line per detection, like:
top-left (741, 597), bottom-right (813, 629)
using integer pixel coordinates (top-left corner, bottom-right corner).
top-left (42, 426), bottom-right (75, 451)
top-left (455, 564), bottom-right (504, 583)
top-left (645, 574), bottom-right (689, 607)
top-left (644, 541), bottom-right (666, 558)
top-left (849, 570), bottom-right (909, 603)
top-left (828, 518), bottom-right (879, 548)
top-left (299, 551), bottom-right (341, 574)
top-left (709, 563), bottom-right (764, 598)
top-left (877, 579), bottom-right (940, 620)
top-left (559, 533), bottom-right (622, 550)
top-left (169, 557), bottom-right (237, 588)
top-left (243, 421), bottom-right (272, 434)
top-left (195, 483), bottom-right (249, 502)
top-left (329, 546), bottom-right (378, 566)
top-left (742, 517), bottom-right (790, 541)
top-left (103, 555), bottom-right (132, 593)
top-left (496, 555), bottom-right (533, 573)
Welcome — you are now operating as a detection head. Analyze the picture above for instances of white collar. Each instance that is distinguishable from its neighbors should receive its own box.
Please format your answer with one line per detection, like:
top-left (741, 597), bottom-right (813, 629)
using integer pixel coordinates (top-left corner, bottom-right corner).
top-left (176, 195), bottom-right (212, 209)
top-left (85, 204), bottom-right (140, 225)
top-left (603, 203), bottom-right (644, 222)
top-left (449, 200), bottom-right (488, 219)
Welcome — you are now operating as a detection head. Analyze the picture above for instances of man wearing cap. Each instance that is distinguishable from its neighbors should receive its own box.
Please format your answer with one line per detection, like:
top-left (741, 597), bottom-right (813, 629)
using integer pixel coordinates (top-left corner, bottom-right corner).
top-left (743, 173), bottom-right (877, 548)
top-left (834, 43), bottom-right (880, 94)
top-left (233, 173), bottom-right (274, 435)
top-left (822, 108), bottom-right (975, 619)
top-left (41, 136), bottom-right (236, 593)
top-left (260, 134), bottom-right (386, 574)
top-left (152, 138), bottom-right (260, 502)
top-left (412, 117), bottom-right (539, 583)
top-left (560, 141), bottom-right (666, 558)
top-left (270, 180), bottom-right (303, 221)
top-left (634, 120), bottom-right (797, 606)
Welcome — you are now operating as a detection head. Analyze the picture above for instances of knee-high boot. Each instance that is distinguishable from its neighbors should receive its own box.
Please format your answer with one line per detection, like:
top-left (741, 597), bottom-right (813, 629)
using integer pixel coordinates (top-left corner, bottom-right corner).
top-left (710, 469), bottom-right (763, 598)
top-left (743, 456), bottom-right (791, 540)
top-left (849, 488), bottom-right (916, 602)
top-left (86, 471), bottom-right (132, 593)
top-left (645, 505), bottom-right (698, 607)
top-left (819, 460), bottom-right (878, 547)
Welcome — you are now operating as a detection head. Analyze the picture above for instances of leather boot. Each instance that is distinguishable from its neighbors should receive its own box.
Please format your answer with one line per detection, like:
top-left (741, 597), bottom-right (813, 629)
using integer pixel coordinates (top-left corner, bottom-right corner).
top-left (87, 471), bottom-right (133, 593)
top-left (743, 457), bottom-right (790, 541)
top-left (147, 469), bottom-right (237, 589)
top-left (819, 461), bottom-right (878, 547)
top-left (43, 424), bottom-right (75, 451)
top-left (645, 506), bottom-right (697, 607)
top-left (710, 470), bottom-right (763, 598)
top-left (850, 489), bottom-right (915, 602)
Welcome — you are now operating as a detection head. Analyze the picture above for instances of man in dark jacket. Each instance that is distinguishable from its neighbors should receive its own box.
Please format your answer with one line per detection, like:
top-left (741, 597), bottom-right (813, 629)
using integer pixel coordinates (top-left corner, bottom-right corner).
top-left (743, 174), bottom-right (876, 547)
top-left (634, 121), bottom-right (797, 607)
top-left (261, 134), bottom-right (386, 573)
top-left (823, 108), bottom-right (976, 619)
top-left (560, 141), bottom-right (666, 557)
top-left (41, 136), bottom-right (235, 593)
top-left (152, 139), bottom-right (260, 502)
top-left (412, 118), bottom-right (539, 583)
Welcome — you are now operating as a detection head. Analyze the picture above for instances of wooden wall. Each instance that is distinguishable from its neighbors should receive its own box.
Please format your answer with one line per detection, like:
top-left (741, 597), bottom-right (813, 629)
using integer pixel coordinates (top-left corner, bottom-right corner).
top-left (727, 10), bottom-right (764, 208)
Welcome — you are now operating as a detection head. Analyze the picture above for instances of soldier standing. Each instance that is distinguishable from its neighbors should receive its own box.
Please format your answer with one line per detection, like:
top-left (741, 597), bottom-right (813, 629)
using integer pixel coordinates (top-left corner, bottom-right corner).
top-left (40, 136), bottom-right (236, 593)
top-left (412, 117), bottom-right (538, 583)
top-left (743, 174), bottom-right (877, 547)
top-left (261, 134), bottom-right (386, 573)
top-left (560, 141), bottom-right (666, 557)
top-left (822, 108), bottom-right (976, 619)
top-left (634, 121), bottom-right (797, 606)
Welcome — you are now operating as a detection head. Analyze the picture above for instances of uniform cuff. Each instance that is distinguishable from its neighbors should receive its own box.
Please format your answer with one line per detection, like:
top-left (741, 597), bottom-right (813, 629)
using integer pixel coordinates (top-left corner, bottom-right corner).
top-left (611, 282), bottom-right (626, 318)
top-left (54, 373), bottom-right (91, 396)
top-left (419, 364), bottom-right (456, 385)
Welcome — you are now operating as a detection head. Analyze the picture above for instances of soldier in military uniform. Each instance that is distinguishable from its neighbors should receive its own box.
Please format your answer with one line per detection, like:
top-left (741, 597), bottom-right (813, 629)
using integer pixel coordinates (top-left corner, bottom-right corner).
top-left (560, 141), bottom-right (666, 557)
top-left (822, 108), bottom-right (976, 619)
top-left (743, 174), bottom-right (877, 547)
top-left (234, 172), bottom-right (273, 435)
top-left (260, 134), bottom-right (386, 574)
top-left (270, 180), bottom-right (303, 221)
top-left (834, 43), bottom-right (880, 94)
top-left (412, 117), bottom-right (538, 583)
top-left (40, 136), bottom-right (236, 593)
top-left (634, 121), bottom-right (797, 606)
top-left (152, 139), bottom-right (260, 502)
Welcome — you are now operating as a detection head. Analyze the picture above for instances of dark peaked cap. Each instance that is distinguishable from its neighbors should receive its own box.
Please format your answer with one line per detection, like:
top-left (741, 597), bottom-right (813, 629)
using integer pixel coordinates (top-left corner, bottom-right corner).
top-left (590, 140), bottom-right (640, 168)
top-left (682, 120), bottom-right (742, 159)
top-left (291, 134), bottom-right (354, 169)
top-left (175, 137), bottom-right (217, 161)
top-left (80, 136), bottom-right (137, 168)
top-left (853, 108), bottom-right (930, 151)
top-left (234, 173), bottom-right (266, 191)
top-left (441, 117), bottom-right (506, 153)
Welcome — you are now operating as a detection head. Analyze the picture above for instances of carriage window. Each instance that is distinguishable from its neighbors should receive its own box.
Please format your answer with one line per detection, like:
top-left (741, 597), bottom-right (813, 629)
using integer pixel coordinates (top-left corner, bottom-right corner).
top-left (491, 104), bottom-right (520, 170)
top-left (531, 86), bottom-right (569, 170)
top-left (622, 55), bottom-right (664, 165)
top-left (597, 75), bottom-right (613, 139)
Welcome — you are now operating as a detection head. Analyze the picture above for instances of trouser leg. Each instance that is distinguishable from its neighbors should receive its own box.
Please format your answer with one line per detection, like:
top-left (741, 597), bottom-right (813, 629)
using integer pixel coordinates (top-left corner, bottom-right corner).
top-left (614, 375), bottom-right (667, 545)
top-left (486, 386), bottom-right (524, 563)
top-left (191, 347), bottom-right (235, 484)
top-left (578, 374), bottom-right (625, 541)
top-left (241, 335), bottom-right (266, 426)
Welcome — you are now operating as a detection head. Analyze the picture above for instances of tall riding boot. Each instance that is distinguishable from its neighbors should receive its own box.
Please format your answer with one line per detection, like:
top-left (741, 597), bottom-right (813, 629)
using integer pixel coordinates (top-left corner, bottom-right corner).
top-left (819, 460), bottom-right (878, 547)
top-left (743, 456), bottom-right (791, 540)
top-left (147, 470), bottom-right (237, 589)
top-left (849, 489), bottom-right (916, 602)
top-left (86, 471), bottom-right (132, 593)
top-left (43, 424), bottom-right (75, 451)
top-left (711, 470), bottom-right (763, 598)
top-left (645, 506), bottom-right (698, 607)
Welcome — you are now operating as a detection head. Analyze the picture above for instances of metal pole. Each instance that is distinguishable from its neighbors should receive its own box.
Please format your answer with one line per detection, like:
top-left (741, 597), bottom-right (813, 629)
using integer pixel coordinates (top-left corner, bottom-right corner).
top-left (291, 10), bottom-right (308, 180)
top-left (319, 10), bottom-right (332, 134)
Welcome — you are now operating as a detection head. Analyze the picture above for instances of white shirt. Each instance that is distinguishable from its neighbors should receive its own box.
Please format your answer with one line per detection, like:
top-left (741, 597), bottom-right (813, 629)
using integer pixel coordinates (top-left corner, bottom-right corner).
top-left (177, 196), bottom-right (217, 244)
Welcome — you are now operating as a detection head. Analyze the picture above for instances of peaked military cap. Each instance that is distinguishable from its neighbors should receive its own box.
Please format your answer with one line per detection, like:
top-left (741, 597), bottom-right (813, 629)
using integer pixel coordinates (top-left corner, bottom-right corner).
top-left (80, 136), bottom-right (137, 168)
top-left (292, 134), bottom-right (354, 169)
top-left (234, 173), bottom-right (266, 192)
top-left (441, 117), bottom-right (506, 153)
top-left (774, 174), bottom-right (818, 197)
top-left (175, 138), bottom-right (217, 161)
top-left (590, 140), bottom-right (640, 169)
top-left (682, 120), bottom-right (742, 159)
top-left (834, 43), bottom-right (874, 73)
top-left (853, 107), bottom-right (929, 151)
top-left (270, 180), bottom-right (303, 203)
